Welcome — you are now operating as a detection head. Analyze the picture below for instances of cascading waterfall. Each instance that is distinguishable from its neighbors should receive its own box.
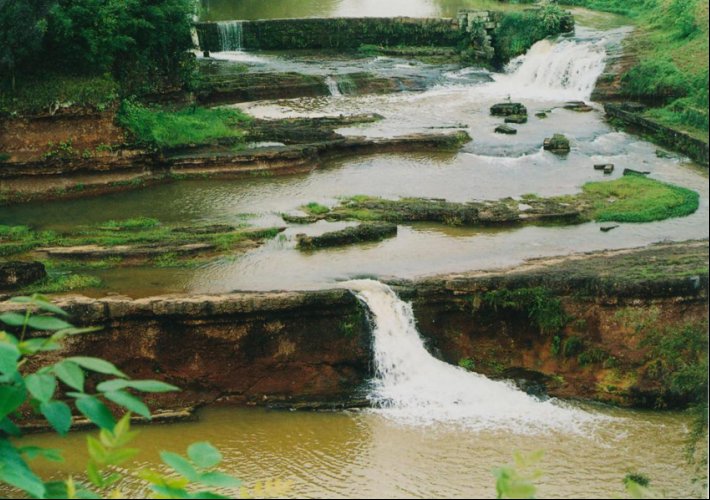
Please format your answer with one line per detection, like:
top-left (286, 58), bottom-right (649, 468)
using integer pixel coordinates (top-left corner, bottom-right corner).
top-left (326, 76), bottom-right (342, 97)
top-left (217, 20), bottom-right (244, 51)
top-left (344, 279), bottom-right (607, 433)
top-left (489, 36), bottom-right (607, 101)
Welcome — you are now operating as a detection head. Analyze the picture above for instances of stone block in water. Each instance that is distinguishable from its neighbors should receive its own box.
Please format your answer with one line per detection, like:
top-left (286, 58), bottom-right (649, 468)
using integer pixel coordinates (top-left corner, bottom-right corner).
top-left (490, 102), bottom-right (527, 117)
top-left (543, 134), bottom-right (570, 154)
top-left (504, 114), bottom-right (528, 124)
top-left (495, 124), bottom-right (517, 135)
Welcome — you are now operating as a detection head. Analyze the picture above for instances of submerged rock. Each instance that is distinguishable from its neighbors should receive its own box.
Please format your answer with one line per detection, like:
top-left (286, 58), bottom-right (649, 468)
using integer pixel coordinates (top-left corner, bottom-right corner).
top-left (0, 261), bottom-right (47, 290)
top-left (543, 134), bottom-right (570, 154)
top-left (297, 222), bottom-right (398, 250)
top-left (600, 224), bottom-right (620, 232)
top-left (495, 124), bottom-right (517, 135)
top-left (490, 102), bottom-right (527, 117)
top-left (623, 168), bottom-right (651, 176)
top-left (564, 101), bottom-right (594, 112)
top-left (535, 111), bottom-right (548, 119)
top-left (504, 114), bottom-right (528, 124)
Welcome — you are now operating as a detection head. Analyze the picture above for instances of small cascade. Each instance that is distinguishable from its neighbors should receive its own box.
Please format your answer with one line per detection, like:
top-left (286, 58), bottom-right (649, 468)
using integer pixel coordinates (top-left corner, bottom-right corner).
top-left (344, 279), bottom-right (606, 432)
top-left (325, 76), bottom-right (342, 97)
top-left (491, 37), bottom-right (607, 101)
top-left (217, 20), bottom-right (244, 51)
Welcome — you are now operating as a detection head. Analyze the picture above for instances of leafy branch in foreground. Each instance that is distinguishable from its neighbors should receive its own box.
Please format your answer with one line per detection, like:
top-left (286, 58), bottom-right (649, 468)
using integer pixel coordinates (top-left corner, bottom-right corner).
top-left (0, 294), bottom-right (241, 499)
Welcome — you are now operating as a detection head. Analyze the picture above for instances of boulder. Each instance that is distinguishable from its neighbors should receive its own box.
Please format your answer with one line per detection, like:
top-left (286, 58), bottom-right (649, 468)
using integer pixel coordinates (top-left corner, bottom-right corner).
top-left (623, 168), bottom-right (651, 177)
top-left (0, 261), bottom-right (47, 290)
top-left (495, 124), bottom-right (517, 135)
top-left (543, 134), bottom-right (570, 154)
top-left (594, 163), bottom-right (614, 174)
top-left (504, 114), bottom-right (528, 124)
top-left (490, 102), bottom-right (527, 117)
top-left (535, 111), bottom-right (548, 119)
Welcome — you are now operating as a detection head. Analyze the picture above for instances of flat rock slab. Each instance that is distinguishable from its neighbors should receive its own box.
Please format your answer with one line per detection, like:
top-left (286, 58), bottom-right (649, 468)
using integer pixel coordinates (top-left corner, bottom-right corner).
top-left (564, 101), bottom-right (594, 112)
top-left (297, 223), bottom-right (398, 250)
top-left (39, 243), bottom-right (216, 259)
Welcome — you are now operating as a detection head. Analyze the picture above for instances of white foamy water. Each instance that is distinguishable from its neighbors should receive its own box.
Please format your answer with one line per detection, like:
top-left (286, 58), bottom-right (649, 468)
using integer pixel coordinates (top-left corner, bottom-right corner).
top-left (487, 37), bottom-right (607, 101)
top-left (344, 279), bottom-right (609, 433)
top-left (217, 20), bottom-right (244, 51)
top-left (326, 76), bottom-right (342, 97)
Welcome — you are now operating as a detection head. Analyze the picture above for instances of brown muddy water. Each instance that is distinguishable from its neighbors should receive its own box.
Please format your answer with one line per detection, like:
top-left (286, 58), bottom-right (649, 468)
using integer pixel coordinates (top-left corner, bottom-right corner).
top-left (13, 406), bottom-right (705, 498)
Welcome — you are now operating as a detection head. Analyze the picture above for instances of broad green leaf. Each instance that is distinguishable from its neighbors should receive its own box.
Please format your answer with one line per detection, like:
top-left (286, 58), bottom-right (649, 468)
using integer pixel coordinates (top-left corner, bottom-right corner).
top-left (188, 442), bottom-right (222, 469)
top-left (150, 485), bottom-right (191, 499)
top-left (26, 316), bottom-right (73, 332)
top-left (26, 373), bottom-right (57, 403)
top-left (54, 361), bottom-right (85, 392)
top-left (0, 440), bottom-right (46, 498)
top-left (0, 417), bottom-right (21, 437)
top-left (87, 436), bottom-right (108, 464)
top-left (0, 383), bottom-right (26, 420)
top-left (97, 379), bottom-right (179, 393)
top-left (196, 471), bottom-right (242, 489)
top-left (0, 342), bottom-right (20, 375)
top-left (66, 357), bottom-right (127, 378)
top-left (19, 338), bottom-right (59, 354)
top-left (86, 460), bottom-right (103, 488)
top-left (0, 312), bottom-right (27, 327)
top-left (10, 296), bottom-right (69, 316)
top-left (105, 447), bottom-right (140, 466)
top-left (104, 390), bottom-right (151, 419)
top-left (40, 401), bottom-right (72, 436)
top-left (76, 397), bottom-right (116, 430)
top-left (18, 446), bottom-right (64, 462)
top-left (160, 451), bottom-right (200, 481)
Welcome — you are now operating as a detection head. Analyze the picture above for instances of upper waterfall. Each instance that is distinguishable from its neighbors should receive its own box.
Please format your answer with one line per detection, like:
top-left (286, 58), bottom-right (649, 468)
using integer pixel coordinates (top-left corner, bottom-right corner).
top-left (344, 279), bottom-right (608, 433)
top-left (489, 36), bottom-right (608, 101)
top-left (217, 20), bottom-right (244, 51)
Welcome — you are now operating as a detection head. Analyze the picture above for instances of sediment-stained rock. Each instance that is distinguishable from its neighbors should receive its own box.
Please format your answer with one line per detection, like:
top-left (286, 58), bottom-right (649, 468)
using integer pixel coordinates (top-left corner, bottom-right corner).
top-left (490, 102), bottom-right (528, 116)
top-left (0, 261), bottom-right (47, 290)
top-left (543, 133), bottom-right (571, 154)
top-left (297, 223), bottom-right (398, 250)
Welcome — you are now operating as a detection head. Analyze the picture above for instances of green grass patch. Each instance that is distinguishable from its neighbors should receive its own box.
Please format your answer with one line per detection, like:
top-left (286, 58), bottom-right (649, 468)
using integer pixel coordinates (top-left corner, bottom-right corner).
top-left (302, 202), bottom-right (330, 215)
top-left (117, 101), bottom-right (251, 150)
top-left (0, 74), bottom-right (119, 116)
top-left (581, 175), bottom-right (700, 223)
top-left (21, 273), bottom-right (102, 294)
top-left (98, 217), bottom-right (161, 231)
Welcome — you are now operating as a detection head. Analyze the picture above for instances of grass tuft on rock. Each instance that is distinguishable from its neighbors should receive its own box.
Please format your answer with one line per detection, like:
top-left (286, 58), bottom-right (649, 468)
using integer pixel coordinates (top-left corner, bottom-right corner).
top-left (582, 175), bottom-right (700, 223)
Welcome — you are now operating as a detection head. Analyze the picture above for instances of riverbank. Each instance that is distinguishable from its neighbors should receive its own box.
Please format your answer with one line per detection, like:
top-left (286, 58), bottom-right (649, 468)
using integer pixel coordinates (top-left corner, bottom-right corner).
top-left (2, 239), bottom-right (706, 427)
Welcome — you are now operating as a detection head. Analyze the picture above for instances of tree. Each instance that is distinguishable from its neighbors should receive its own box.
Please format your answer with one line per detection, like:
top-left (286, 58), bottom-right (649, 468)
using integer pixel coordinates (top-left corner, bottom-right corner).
top-left (0, 0), bottom-right (53, 90)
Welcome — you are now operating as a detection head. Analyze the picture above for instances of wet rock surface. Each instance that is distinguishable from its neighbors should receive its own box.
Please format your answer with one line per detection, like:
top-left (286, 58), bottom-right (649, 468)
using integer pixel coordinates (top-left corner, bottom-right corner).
top-left (490, 102), bottom-right (528, 117)
top-left (543, 133), bottom-right (571, 154)
top-left (495, 124), bottom-right (517, 135)
top-left (297, 223), bottom-right (398, 250)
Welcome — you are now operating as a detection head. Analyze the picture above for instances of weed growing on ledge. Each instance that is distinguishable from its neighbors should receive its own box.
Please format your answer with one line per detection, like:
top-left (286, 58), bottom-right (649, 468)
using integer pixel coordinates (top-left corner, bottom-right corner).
top-left (482, 287), bottom-right (569, 335)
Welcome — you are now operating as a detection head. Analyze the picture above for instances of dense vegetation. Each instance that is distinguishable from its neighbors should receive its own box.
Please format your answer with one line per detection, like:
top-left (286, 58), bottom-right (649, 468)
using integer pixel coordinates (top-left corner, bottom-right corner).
top-left (564, 0), bottom-right (709, 136)
top-left (0, 0), bottom-right (196, 115)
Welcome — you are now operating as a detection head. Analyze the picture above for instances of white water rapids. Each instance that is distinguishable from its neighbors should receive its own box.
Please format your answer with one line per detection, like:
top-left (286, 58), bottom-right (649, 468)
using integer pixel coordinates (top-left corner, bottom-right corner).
top-left (485, 35), bottom-right (608, 101)
top-left (344, 280), bottom-right (609, 434)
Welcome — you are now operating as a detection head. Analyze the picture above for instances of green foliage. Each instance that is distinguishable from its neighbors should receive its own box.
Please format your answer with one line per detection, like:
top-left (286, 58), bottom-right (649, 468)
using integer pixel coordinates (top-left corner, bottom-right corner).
top-left (99, 217), bottom-right (161, 231)
top-left (581, 176), bottom-right (700, 223)
top-left (624, 472), bottom-right (650, 488)
top-left (493, 451), bottom-right (544, 499)
top-left (303, 202), bottom-right (331, 215)
top-left (578, 347), bottom-right (609, 366)
top-left (492, 6), bottom-right (570, 65)
top-left (458, 358), bottom-right (476, 371)
top-left (550, 335), bottom-right (561, 356)
top-left (117, 101), bottom-right (251, 150)
top-left (0, 0), bottom-right (53, 90)
top-left (482, 287), bottom-right (568, 335)
top-left (562, 336), bottom-right (583, 358)
top-left (0, 294), bottom-right (240, 499)
top-left (0, 73), bottom-right (119, 116)
top-left (622, 59), bottom-right (690, 101)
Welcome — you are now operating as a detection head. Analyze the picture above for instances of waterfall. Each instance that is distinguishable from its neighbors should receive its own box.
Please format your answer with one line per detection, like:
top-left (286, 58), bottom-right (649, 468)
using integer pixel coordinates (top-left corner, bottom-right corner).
top-left (488, 36), bottom-right (607, 101)
top-left (344, 279), bottom-right (605, 433)
top-left (326, 76), bottom-right (342, 97)
top-left (217, 21), bottom-right (244, 51)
